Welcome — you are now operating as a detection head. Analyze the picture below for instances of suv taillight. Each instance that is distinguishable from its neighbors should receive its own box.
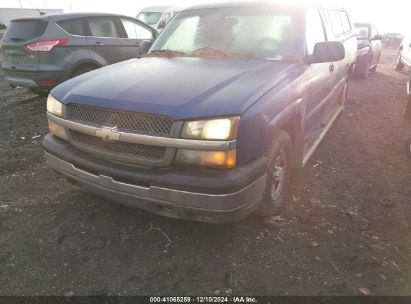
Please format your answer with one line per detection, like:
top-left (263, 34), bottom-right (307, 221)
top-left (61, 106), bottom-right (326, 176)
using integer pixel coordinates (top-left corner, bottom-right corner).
top-left (24, 39), bottom-right (68, 52)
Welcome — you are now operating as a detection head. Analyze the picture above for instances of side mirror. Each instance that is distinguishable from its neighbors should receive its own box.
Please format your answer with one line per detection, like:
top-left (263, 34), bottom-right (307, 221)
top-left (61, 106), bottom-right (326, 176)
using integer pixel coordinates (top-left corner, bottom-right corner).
top-left (139, 40), bottom-right (153, 54)
top-left (372, 34), bottom-right (383, 41)
top-left (304, 41), bottom-right (345, 64)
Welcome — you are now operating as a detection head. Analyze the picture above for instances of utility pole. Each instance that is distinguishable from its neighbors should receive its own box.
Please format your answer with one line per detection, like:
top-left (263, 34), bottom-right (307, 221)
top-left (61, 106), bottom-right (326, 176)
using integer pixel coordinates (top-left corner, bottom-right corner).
top-left (18, 0), bottom-right (22, 8)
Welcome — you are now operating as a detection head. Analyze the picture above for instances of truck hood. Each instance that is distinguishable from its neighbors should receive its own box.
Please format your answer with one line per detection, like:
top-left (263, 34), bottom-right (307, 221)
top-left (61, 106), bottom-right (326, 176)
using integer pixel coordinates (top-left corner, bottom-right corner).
top-left (52, 57), bottom-right (294, 120)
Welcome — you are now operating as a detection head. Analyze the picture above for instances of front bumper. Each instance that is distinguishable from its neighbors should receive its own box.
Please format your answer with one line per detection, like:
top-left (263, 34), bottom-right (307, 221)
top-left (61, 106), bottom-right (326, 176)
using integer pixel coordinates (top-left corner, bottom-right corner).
top-left (43, 134), bottom-right (267, 223)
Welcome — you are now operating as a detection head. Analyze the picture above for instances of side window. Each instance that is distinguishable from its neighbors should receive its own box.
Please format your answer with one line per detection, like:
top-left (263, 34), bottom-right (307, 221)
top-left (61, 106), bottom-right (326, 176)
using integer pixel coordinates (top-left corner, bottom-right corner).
top-left (305, 7), bottom-right (326, 55)
top-left (329, 10), bottom-right (344, 36)
top-left (57, 18), bottom-right (86, 36)
top-left (120, 18), bottom-right (153, 40)
top-left (88, 17), bottom-right (121, 38)
top-left (340, 11), bottom-right (351, 33)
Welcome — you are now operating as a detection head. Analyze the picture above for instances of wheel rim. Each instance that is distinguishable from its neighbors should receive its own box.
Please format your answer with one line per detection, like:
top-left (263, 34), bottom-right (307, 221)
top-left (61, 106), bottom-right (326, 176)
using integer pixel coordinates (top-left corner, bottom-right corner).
top-left (270, 149), bottom-right (288, 201)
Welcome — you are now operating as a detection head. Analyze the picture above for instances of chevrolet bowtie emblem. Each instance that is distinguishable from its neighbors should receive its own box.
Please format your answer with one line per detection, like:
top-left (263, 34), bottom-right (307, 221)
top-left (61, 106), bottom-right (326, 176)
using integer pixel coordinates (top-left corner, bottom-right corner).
top-left (95, 126), bottom-right (120, 141)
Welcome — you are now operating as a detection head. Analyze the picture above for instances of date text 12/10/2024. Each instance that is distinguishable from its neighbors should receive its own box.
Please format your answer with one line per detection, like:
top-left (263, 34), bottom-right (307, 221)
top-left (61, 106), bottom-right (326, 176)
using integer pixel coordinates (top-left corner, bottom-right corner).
top-left (149, 297), bottom-right (258, 303)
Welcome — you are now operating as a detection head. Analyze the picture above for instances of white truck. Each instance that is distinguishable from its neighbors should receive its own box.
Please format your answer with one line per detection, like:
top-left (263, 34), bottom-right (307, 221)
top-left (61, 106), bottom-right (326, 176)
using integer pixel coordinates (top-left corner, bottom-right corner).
top-left (137, 6), bottom-right (181, 32)
top-left (0, 8), bottom-right (63, 28)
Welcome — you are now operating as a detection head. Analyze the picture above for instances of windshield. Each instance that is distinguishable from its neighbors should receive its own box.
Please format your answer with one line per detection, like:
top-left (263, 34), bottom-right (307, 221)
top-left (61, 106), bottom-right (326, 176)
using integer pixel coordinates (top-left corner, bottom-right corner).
top-left (137, 12), bottom-right (163, 26)
top-left (354, 24), bottom-right (370, 40)
top-left (151, 7), bottom-right (299, 61)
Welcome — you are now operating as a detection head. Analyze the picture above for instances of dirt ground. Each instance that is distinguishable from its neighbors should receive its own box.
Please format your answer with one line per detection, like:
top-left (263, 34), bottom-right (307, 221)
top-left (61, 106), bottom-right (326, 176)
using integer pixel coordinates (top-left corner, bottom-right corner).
top-left (0, 49), bottom-right (411, 296)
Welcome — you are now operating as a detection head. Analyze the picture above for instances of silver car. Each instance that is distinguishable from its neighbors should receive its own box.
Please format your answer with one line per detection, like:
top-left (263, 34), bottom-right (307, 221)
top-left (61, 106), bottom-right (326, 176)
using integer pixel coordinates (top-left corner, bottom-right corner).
top-left (0, 13), bottom-right (156, 95)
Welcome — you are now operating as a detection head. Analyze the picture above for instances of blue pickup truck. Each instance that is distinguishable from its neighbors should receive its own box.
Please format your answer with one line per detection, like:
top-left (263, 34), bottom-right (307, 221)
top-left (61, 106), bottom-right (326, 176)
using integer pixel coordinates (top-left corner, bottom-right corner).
top-left (43, 2), bottom-right (357, 223)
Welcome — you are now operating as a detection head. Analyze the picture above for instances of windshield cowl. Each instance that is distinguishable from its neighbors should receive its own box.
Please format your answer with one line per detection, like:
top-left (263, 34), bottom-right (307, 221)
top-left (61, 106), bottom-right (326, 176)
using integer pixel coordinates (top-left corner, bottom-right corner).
top-left (144, 48), bottom-right (256, 60)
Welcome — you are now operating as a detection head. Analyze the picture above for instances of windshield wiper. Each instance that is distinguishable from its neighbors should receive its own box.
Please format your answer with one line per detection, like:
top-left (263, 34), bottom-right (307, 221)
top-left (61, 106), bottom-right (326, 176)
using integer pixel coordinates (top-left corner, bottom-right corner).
top-left (189, 47), bottom-right (255, 59)
top-left (143, 49), bottom-right (188, 58)
top-left (141, 48), bottom-right (255, 60)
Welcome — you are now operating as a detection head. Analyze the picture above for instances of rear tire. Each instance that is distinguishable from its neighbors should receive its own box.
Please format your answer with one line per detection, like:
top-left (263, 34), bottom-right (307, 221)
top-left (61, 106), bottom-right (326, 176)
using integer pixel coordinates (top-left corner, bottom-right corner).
top-left (256, 130), bottom-right (292, 217)
top-left (394, 49), bottom-right (404, 71)
top-left (404, 94), bottom-right (411, 121)
top-left (339, 75), bottom-right (349, 113)
top-left (71, 64), bottom-right (97, 78)
top-left (358, 61), bottom-right (370, 79)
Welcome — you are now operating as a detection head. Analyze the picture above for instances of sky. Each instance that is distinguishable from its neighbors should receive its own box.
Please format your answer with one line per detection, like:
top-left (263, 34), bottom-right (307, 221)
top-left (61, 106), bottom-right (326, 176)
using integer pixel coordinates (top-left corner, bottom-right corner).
top-left (1, 0), bottom-right (411, 34)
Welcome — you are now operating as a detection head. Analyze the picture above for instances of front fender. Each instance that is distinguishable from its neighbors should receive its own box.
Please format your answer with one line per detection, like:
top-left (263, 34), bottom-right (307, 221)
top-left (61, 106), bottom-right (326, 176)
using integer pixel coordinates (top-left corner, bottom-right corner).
top-left (236, 67), bottom-right (307, 167)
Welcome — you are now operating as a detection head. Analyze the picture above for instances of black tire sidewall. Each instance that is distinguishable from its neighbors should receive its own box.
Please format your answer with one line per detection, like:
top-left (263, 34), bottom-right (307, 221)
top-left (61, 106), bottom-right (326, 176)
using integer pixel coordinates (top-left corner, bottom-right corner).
top-left (395, 50), bottom-right (404, 71)
top-left (363, 62), bottom-right (370, 79)
top-left (71, 65), bottom-right (96, 78)
top-left (257, 131), bottom-right (292, 217)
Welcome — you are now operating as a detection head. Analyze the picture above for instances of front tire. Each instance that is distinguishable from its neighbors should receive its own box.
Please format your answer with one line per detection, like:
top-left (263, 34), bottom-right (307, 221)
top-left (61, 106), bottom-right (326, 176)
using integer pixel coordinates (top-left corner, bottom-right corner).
top-left (394, 49), bottom-right (404, 71)
top-left (256, 130), bottom-right (292, 217)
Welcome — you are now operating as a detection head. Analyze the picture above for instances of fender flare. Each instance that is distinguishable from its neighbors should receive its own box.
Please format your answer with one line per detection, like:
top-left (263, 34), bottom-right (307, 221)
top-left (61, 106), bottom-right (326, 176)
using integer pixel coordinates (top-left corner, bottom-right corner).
top-left (264, 98), bottom-right (306, 167)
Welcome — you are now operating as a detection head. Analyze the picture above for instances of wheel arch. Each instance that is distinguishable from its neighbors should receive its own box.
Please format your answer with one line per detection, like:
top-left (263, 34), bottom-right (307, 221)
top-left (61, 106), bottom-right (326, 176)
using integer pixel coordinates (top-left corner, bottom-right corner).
top-left (68, 60), bottom-right (102, 78)
top-left (264, 99), bottom-right (305, 169)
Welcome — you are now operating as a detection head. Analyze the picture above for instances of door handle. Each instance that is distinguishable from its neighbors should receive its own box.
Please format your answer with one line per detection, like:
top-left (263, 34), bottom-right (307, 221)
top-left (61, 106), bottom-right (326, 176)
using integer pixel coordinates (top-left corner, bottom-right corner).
top-left (96, 42), bottom-right (104, 47)
top-left (329, 63), bottom-right (335, 74)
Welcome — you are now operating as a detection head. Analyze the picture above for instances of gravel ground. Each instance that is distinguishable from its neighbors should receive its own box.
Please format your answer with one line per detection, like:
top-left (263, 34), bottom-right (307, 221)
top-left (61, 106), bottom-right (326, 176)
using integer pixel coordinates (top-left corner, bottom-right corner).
top-left (0, 49), bottom-right (411, 296)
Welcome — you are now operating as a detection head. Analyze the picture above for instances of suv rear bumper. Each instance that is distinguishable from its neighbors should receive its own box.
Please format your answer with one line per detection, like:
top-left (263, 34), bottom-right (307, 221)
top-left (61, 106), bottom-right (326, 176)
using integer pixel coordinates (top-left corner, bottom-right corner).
top-left (3, 68), bottom-right (65, 89)
top-left (43, 134), bottom-right (268, 223)
top-left (5, 75), bottom-right (38, 88)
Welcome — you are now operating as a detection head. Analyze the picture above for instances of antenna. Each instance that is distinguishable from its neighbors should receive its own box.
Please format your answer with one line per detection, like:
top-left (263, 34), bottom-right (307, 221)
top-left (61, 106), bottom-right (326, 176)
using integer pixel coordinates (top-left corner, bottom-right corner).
top-left (27, 0), bottom-right (46, 15)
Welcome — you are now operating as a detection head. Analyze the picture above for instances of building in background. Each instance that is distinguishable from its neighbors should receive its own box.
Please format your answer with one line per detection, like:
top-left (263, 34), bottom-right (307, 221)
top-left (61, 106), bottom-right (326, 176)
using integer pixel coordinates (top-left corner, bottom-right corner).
top-left (0, 8), bottom-right (63, 27)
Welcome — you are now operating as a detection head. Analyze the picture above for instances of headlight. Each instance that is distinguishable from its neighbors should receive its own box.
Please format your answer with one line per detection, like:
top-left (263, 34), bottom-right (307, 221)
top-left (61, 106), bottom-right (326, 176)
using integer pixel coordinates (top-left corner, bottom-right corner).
top-left (48, 120), bottom-right (68, 140)
top-left (181, 117), bottom-right (239, 140)
top-left (47, 94), bottom-right (63, 117)
top-left (357, 47), bottom-right (370, 56)
top-left (176, 149), bottom-right (236, 168)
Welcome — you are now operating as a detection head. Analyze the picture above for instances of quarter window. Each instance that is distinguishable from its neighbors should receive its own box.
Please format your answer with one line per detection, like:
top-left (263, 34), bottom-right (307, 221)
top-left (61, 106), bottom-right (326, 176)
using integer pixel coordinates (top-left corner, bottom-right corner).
top-left (88, 17), bottom-right (120, 38)
top-left (305, 7), bottom-right (326, 55)
top-left (120, 18), bottom-right (153, 39)
top-left (57, 18), bottom-right (85, 36)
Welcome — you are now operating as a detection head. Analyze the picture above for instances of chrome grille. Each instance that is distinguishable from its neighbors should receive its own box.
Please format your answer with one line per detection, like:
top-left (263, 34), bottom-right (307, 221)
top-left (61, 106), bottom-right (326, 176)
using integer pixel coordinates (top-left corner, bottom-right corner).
top-left (66, 104), bottom-right (173, 136)
top-left (70, 131), bottom-right (166, 161)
